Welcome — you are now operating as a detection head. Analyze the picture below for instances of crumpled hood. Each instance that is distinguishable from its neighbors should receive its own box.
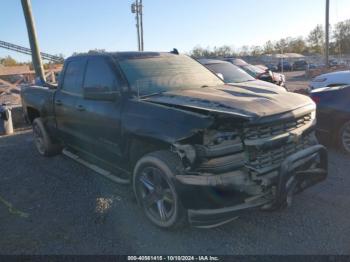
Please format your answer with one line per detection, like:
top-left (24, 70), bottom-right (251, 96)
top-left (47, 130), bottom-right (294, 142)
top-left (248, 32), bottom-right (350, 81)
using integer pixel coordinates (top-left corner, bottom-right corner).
top-left (143, 84), bottom-right (314, 120)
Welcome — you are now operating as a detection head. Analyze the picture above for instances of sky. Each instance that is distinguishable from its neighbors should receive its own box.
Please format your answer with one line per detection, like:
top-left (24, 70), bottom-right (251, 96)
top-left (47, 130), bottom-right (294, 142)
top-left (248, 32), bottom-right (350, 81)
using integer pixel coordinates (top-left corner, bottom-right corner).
top-left (0, 0), bottom-right (349, 62)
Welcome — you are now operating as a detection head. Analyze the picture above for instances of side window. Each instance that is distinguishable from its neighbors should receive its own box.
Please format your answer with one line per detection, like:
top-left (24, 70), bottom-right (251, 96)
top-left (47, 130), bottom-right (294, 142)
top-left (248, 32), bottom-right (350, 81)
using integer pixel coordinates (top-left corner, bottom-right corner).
top-left (61, 59), bottom-right (86, 94)
top-left (84, 58), bottom-right (118, 91)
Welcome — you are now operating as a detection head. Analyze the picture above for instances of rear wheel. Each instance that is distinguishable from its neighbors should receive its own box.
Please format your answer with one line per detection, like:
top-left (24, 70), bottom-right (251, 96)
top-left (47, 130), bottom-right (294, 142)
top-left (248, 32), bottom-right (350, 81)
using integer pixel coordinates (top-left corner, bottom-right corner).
top-left (339, 120), bottom-right (350, 154)
top-left (133, 151), bottom-right (186, 229)
top-left (33, 118), bottom-right (61, 157)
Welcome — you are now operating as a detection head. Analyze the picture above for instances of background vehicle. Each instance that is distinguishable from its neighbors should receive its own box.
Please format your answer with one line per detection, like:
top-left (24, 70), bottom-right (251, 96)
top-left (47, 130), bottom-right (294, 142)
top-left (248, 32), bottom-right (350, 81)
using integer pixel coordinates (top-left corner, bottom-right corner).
top-left (310, 70), bottom-right (350, 90)
top-left (329, 59), bottom-right (339, 67)
top-left (308, 63), bottom-right (317, 69)
top-left (254, 64), bottom-right (268, 71)
top-left (223, 58), bottom-right (248, 67)
top-left (222, 59), bottom-right (285, 86)
top-left (311, 85), bottom-right (350, 154)
top-left (21, 52), bottom-right (327, 229)
top-left (293, 60), bottom-right (308, 71)
top-left (277, 61), bottom-right (293, 72)
top-left (199, 59), bottom-right (285, 91)
top-left (239, 63), bottom-right (286, 87)
top-left (266, 63), bottom-right (278, 72)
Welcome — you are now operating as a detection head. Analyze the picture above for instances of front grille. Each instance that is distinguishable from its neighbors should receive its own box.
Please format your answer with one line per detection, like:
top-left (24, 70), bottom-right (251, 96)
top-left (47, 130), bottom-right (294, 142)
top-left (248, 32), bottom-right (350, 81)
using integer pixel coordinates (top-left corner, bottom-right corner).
top-left (246, 134), bottom-right (314, 174)
top-left (244, 113), bottom-right (312, 140)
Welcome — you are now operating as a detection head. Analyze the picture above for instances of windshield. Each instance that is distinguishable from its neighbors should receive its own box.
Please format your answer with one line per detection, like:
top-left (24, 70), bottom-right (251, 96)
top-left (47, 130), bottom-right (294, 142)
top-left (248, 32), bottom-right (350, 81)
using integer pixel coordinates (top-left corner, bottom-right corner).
top-left (206, 63), bottom-right (255, 83)
top-left (118, 54), bottom-right (224, 96)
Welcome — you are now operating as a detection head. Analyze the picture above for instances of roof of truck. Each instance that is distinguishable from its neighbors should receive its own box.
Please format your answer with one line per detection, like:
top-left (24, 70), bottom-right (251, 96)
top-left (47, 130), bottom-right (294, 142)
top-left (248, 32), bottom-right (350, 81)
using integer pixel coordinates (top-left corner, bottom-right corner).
top-left (113, 52), bottom-right (181, 60)
top-left (69, 51), bottom-right (178, 61)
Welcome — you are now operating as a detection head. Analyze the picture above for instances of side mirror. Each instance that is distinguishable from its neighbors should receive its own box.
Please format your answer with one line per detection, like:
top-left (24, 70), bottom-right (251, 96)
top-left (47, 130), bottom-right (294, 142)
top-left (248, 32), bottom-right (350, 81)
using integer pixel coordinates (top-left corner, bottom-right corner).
top-left (216, 73), bottom-right (224, 81)
top-left (83, 86), bottom-right (119, 101)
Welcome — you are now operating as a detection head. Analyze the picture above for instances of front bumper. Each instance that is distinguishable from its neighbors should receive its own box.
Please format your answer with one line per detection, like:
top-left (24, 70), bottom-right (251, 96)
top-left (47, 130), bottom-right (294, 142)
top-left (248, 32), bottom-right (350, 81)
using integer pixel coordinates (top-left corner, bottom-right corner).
top-left (176, 145), bottom-right (328, 228)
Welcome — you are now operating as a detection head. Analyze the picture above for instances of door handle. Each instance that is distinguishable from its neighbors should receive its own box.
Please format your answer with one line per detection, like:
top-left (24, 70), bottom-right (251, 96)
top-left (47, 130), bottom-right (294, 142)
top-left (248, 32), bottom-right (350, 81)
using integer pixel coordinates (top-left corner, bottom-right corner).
top-left (76, 105), bottom-right (85, 111)
top-left (55, 100), bottom-right (62, 106)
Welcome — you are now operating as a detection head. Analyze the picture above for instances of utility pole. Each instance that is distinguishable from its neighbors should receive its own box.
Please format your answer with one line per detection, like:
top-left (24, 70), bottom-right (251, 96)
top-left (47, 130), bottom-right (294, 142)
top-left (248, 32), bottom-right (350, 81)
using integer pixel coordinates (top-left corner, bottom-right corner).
top-left (140, 0), bottom-right (144, 51)
top-left (131, 0), bottom-right (144, 51)
top-left (21, 0), bottom-right (46, 83)
top-left (135, 0), bottom-right (141, 51)
top-left (325, 0), bottom-right (330, 68)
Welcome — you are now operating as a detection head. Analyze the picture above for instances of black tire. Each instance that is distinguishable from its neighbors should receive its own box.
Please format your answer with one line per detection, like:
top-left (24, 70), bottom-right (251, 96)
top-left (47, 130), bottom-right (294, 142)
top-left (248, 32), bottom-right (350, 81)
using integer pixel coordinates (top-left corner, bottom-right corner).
top-left (32, 118), bottom-right (61, 157)
top-left (338, 120), bottom-right (350, 154)
top-left (133, 150), bottom-right (187, 229)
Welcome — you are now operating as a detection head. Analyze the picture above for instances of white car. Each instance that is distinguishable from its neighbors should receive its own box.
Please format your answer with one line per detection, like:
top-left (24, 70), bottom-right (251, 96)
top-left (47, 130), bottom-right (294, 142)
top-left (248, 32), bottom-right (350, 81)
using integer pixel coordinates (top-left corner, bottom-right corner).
top-left (310, 70), bottom-right (350, 90)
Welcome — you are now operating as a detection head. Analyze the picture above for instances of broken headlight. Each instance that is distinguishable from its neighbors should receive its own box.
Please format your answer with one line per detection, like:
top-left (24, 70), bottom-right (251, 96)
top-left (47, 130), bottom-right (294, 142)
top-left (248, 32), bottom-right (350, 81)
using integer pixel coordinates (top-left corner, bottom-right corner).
top-left (199, 130), bottom-right (244, 158)
top-left (203, 130), bottom-right (241, 147)
top-left (173, 130), bottom-right (245, 172)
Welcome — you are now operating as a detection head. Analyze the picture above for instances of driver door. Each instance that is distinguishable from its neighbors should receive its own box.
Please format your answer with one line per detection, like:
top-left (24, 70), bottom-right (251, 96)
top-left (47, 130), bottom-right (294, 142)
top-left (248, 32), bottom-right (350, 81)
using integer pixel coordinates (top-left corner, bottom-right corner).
top-left (74, 56), bottom-right (124, 167)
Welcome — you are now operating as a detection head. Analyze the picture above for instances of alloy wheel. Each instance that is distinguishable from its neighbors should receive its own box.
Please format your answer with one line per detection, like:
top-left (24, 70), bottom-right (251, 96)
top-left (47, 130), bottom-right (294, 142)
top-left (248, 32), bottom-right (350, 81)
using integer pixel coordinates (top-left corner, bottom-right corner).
top-left (341, 121), bottom-right (350, 154)
top-left (33, 124), bottom-right (45, 155)
top-left (136, 166), bottom-right (176, 224)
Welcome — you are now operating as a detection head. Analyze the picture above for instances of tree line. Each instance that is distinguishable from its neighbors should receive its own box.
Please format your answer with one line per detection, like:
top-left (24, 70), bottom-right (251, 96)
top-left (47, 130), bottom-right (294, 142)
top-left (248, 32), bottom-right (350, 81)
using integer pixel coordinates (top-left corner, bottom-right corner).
top-left (1, 19), bottom-right (350, 65)
top-left (190, 19), bottom-right (350, 58)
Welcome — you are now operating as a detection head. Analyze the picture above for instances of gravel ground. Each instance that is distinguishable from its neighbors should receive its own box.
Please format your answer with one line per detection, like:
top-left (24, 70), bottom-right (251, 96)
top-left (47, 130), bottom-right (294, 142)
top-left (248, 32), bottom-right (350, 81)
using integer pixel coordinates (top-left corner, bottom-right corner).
top-left (0, 130), bottom-right (350, 255)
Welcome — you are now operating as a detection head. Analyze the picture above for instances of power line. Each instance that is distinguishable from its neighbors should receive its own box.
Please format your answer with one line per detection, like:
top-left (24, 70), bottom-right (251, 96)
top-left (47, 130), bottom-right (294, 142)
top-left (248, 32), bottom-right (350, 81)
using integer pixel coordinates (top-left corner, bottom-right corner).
top-left (0, 40), bottom-right (64, 63)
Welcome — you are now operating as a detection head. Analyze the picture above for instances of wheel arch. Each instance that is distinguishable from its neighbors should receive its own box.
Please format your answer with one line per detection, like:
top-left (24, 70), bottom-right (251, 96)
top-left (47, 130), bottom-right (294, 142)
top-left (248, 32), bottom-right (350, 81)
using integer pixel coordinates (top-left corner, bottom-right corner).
top-left (333, 116), bottom-right (350, 144)
top-left (127, 135), bottom-right (172, 171)
top-left (26, 106), bottom-right (41, 123)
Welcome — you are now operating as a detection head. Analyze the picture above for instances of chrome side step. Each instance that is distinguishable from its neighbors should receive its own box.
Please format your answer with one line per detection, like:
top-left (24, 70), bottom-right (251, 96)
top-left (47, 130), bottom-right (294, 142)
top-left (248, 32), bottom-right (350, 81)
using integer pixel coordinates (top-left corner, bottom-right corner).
top-left (62, 149), bottom-right (130, 185)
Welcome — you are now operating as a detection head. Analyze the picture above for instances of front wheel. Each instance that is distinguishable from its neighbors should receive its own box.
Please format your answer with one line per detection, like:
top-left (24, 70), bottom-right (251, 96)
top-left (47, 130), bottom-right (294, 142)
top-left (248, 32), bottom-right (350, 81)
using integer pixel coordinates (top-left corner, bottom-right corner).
top-left (133, 151), bottom-right (186, 229)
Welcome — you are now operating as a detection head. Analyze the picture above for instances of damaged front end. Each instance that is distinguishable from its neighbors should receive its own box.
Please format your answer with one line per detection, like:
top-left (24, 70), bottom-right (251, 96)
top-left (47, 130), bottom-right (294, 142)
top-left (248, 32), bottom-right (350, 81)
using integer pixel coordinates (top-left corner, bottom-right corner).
top-left (172, 106), bottom-right (328, 228)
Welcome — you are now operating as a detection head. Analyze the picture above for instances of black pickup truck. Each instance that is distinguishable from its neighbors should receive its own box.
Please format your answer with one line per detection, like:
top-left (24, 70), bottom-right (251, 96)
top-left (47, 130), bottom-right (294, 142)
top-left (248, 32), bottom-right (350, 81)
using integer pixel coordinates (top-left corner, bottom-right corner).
top-left (21, 52), bottom-right (328, 229)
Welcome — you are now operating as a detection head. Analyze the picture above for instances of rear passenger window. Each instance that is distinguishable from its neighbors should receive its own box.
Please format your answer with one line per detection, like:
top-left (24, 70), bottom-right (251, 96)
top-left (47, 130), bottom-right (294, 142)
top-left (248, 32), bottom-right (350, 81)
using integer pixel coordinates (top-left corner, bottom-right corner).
top-left (84, 57), bottom-right (117, 91)
top-left (62, 59), bottom-right (86, 94)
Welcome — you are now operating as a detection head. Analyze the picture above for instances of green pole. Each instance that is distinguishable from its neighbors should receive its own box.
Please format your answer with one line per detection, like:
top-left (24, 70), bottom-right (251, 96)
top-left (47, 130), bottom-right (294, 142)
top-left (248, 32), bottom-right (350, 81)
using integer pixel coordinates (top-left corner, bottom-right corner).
top-left (21, 0), bottom-right (46, 83)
